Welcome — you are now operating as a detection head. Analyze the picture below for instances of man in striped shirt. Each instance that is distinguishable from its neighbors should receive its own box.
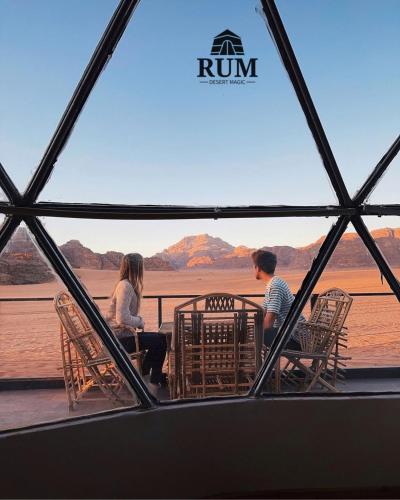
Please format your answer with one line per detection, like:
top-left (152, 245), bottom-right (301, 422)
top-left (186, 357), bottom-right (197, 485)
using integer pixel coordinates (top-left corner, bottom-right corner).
top-left (252, 250), bottom-right (304, 350)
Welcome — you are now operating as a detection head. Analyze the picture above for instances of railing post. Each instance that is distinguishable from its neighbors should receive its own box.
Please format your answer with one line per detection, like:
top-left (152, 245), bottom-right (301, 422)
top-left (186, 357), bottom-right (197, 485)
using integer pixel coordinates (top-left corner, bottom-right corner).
top-left (158, 297), bottom-right (163, 328)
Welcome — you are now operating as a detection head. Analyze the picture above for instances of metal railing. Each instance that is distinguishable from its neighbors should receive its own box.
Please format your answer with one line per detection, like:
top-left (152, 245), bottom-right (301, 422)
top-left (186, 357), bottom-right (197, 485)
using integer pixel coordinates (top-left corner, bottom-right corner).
top-left (0, 292), bottom-right (395, 328)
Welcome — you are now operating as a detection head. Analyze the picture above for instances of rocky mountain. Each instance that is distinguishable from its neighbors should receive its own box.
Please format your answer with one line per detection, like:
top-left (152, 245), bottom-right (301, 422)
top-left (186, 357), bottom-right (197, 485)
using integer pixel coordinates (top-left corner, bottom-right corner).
top-left (0, 228), bottom-right (55, 285)
top-left (0, 229), bottom-right (174, 285)
top-left (155, 234), bottom-right (303, 270)
top-left (326, 228), bottom-right (400, 269)
top-left (156, 234), bottom-right (234, 268)
top-left (59, 240), bottom-right (123, 270)
top-left (144, 256), bottom-right (175, 271)
top-left (58, 240), bottom-right (174, 271)
top-left (156, 229), bottom-right (400, 270)
top-left (2, 227), bottom-right (400, 286)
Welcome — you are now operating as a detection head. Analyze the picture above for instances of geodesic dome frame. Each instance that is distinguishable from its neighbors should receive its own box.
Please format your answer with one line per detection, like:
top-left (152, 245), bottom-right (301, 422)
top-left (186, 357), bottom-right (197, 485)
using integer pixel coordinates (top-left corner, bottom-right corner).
top-left (0, 0), bottom-right (399, 405)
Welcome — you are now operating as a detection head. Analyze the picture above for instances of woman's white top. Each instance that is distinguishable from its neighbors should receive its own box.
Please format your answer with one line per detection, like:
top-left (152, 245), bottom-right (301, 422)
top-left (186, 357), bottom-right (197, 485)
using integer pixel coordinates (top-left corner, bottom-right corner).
top-left (107, 279), bottom-right (144, 329)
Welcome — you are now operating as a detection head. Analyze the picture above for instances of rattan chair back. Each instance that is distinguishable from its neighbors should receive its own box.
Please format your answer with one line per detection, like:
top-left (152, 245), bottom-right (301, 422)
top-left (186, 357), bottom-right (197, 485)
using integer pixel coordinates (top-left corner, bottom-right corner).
top-left (54, 291), bottom-right (133, 409)
top-left (280, 288), bottom-right (353, 392)
top-left (309, 288), bottom-right (352, 332)
top-left (171, 293), bottom-right (263, 399)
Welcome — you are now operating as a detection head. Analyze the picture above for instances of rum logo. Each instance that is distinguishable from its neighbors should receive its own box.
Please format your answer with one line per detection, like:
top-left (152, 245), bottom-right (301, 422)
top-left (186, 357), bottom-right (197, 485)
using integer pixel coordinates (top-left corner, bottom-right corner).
top-left (211, 30), bottom-right (244, 56)
top-left (197, 30), bottom-right (258, 84)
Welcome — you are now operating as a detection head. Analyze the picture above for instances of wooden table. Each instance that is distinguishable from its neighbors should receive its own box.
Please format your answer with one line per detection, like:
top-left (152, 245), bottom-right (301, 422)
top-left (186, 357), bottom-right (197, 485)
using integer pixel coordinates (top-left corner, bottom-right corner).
top-left (158, 321), bottom-right (173, 334)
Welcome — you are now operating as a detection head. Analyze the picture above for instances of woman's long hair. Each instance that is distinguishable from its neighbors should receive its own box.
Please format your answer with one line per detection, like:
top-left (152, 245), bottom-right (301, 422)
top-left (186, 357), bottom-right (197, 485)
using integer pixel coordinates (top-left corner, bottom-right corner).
top-left (115, 253), bottom-right (144, 310)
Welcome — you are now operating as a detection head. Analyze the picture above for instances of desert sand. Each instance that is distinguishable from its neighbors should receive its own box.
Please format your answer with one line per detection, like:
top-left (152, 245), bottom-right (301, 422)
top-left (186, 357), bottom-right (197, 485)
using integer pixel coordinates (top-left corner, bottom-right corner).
top-left (0, 267), bottom-right (399, 378)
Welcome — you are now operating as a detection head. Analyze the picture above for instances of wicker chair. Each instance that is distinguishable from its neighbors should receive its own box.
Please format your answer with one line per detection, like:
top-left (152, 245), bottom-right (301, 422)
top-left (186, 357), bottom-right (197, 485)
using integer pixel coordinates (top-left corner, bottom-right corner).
top-left (279, 288), bottom-right (353, 392)
top-left (308, 288), bottom-right (353, 385)
top-left (55, 291), bottom-right (142, 409)
top-left (168, 293), bottom-right (264, 399)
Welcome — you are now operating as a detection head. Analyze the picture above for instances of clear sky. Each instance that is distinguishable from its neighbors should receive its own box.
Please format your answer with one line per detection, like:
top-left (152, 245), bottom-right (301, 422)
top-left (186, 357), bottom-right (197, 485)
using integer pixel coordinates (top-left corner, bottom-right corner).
top-left (1, 0), bottom-right (399, 255)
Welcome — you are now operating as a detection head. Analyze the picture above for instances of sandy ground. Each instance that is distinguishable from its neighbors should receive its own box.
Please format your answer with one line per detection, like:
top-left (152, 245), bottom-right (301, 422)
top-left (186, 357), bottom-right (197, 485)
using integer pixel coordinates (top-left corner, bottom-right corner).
top-left (0, 267), bottom-right (399, 377)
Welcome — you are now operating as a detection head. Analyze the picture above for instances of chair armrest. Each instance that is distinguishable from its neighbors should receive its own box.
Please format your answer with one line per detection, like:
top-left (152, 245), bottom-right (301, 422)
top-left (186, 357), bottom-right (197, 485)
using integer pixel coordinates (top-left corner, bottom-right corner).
top-left (129, 352), bottom-right (144, 360)
top-left (112, 323), bottom-right (141, 343)
top-left (118, 324), bottom-right (137, 334)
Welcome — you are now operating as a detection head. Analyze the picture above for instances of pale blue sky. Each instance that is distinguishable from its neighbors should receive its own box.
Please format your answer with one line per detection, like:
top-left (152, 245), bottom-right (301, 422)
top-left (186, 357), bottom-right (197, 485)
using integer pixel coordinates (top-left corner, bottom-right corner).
top-left (1, 0), bottom-right (399, 255)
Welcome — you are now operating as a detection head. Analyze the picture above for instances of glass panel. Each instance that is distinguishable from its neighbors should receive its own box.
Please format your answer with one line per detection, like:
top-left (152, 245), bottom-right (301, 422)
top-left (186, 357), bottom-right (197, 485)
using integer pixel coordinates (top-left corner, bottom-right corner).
top-left (363, 215), bottom-right (400, 285)
top-left (0, 0), bottom-right (118, 191)
top-left (261, 222), bottom-right (400, 396)
top-left (367, 154), bottom-right (400, 204)
top-left (42, 215), bottom-right (337, 401)
top-left (0, 222), bottom-right (139, 432)
top-left (40, 0), bottom-right (336, 205)
top-left (277, 0), bottom-right (400, 197)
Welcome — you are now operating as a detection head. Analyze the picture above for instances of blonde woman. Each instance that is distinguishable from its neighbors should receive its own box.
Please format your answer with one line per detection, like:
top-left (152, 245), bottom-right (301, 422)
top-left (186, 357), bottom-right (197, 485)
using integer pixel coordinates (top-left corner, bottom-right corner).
top-left (107, 253), bottom-right (167, 386)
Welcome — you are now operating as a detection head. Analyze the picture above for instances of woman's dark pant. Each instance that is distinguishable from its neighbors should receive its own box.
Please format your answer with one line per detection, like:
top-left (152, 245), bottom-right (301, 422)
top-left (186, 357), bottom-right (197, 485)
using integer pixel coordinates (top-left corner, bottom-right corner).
top-left (264, 327), bottom-right (301, 350)
top-left (118, 332), bottom-right (167, 384)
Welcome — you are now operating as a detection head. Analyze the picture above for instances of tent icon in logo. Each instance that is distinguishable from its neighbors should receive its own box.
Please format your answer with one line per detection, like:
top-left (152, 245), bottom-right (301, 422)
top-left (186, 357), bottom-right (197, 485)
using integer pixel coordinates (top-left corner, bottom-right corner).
top-left (210, 30), bottom-right (244, 56)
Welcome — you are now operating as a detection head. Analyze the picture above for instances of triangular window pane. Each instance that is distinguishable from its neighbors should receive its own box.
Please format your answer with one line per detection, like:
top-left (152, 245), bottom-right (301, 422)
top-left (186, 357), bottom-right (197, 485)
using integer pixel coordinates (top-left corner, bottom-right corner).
top-left (40, 0), bottom-right (336, 205)
top-left (277, 0), bottom-right (400, 197)
top-left (42, 215), bottom-right (337, 400)
top-left (0, 0), bottom-right (118, 191)
top-left (363, 216), bottom-right (400, 288)
top-left (367, 154), bottom-right (400, 204)
top-left (0, 222), bottom-right (139, 431)
top-left (261, 222), bottom-right (400, 395)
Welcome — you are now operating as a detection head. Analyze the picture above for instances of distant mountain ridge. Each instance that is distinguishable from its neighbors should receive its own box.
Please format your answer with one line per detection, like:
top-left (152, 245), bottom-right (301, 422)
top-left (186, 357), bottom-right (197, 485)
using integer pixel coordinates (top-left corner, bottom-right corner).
top-left (0, 229), bottom-right (173, 285)
top-left (156, 229), bottom-right (400, 270)
top-left (59, 240), bottom-right (174, 271)
top-left (1, 228), bottom-right (400, 285)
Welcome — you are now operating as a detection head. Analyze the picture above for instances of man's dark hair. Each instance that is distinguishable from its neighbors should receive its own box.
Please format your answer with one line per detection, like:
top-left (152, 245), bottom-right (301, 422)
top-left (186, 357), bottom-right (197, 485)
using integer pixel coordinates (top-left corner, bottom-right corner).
top-left (251, 250), bottom-right (277, 274)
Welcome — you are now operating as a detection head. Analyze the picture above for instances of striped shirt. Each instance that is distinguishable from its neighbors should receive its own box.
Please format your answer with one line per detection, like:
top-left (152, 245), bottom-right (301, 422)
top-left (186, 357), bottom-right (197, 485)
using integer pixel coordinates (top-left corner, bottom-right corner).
top-left (262, 276), bottom-right (305, 341)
